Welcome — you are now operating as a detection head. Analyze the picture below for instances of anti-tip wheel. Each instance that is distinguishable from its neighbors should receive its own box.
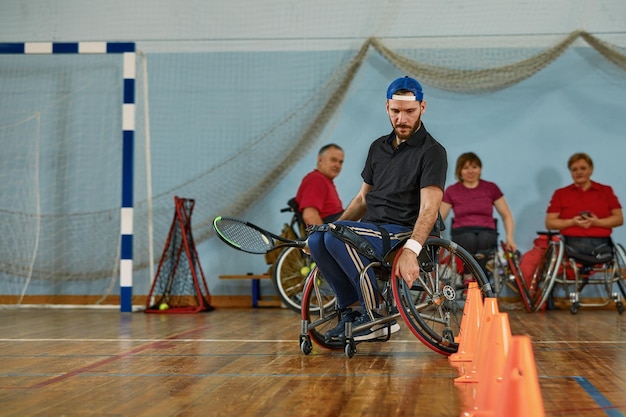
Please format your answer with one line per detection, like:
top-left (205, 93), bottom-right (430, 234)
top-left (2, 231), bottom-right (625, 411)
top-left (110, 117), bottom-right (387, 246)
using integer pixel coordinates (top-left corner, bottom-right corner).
top-left (344, 341), bottom-right (356, 358)
top-left (300, 336), bottom-right (312, 355)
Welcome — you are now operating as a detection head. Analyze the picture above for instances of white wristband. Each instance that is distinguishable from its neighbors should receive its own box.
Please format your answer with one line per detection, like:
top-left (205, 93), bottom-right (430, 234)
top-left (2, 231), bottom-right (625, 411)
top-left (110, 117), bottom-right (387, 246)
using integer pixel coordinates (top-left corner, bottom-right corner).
top-left (404, 239), bottom-right (422, 256)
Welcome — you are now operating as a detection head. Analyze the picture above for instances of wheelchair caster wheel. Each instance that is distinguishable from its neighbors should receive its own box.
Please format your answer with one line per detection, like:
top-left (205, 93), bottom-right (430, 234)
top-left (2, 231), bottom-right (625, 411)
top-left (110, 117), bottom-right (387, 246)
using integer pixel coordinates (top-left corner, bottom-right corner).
top-left (300, 336), bottom-right (312, 355)
top-left (570, 304), bottom-right (579, 315)
top-left (617, 302), bottom-right (624, 315)
top-left (345, 341), bottom-right (356, 358)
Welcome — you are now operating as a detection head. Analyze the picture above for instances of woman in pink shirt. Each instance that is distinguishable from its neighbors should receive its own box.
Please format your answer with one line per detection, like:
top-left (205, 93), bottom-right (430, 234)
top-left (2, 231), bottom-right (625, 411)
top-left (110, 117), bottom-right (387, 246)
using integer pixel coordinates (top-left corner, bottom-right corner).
top-left (439, 152), bottom-right (517, 272)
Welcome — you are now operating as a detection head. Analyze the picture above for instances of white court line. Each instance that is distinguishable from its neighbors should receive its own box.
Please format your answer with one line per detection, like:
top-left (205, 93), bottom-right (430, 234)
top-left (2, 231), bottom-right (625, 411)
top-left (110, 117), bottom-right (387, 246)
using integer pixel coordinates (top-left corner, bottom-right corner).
top-left (0, 338), bottom-right (622, 344)
top-left (0, 338), bottom-right (293, 343)
top-left (0, 338), bottom-right (421, 343)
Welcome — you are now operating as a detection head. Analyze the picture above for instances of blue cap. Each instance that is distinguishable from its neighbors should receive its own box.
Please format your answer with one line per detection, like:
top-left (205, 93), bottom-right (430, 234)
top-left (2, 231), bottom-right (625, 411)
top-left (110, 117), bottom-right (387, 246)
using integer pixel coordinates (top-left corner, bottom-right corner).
top-left (386, 76), bottom-right (423, 101)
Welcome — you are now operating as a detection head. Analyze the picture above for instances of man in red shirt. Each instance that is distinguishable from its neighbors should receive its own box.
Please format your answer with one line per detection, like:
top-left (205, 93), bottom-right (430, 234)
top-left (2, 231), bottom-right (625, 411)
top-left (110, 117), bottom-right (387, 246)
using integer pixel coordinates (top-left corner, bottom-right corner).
top-left (295, 144), bottom-right (344, 226)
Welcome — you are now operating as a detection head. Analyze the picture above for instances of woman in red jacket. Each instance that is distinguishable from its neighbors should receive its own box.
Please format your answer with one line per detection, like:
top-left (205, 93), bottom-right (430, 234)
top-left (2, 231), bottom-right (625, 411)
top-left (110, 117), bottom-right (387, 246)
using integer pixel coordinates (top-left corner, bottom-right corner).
top-left (545, 152), bottom-right (623, 255)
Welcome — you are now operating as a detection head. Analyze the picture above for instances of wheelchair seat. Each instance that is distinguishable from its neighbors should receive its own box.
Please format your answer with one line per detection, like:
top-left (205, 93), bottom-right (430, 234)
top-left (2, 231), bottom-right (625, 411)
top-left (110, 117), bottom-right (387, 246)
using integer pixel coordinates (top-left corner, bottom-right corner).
top-left (564, 243), bottom-right (614, 266)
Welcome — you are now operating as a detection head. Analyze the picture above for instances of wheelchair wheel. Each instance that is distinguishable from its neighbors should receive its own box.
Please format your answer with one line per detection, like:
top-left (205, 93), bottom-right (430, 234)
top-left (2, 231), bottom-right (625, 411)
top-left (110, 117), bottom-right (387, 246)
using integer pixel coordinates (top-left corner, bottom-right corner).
top-left (500, 247), bottom-right (534, 313)
top-left (613, 244), bottom-right (626, 310)
top-left (300, 266), bottom-right (343, 350)
top-left (273, 247), bottom-right (314, 313)
top-left (392, 237), bottom-right (494, 356)
top-left (530, 239), bottom-right (563, 312)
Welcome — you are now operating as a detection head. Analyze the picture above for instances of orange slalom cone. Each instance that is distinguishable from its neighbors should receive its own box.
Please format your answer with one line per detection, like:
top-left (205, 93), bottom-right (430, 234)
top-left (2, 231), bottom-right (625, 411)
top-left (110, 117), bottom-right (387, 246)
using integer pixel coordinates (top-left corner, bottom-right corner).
top-left (453, 281), bottom-right (481, 343)
top-left (466, 313), bottom-right (513, 415)
top-left (492, 335), bottom-right (546, 417)
top-left (449, 282), bottom-right (483, 364)
top-left (454, 297), bottom-right (500, 384)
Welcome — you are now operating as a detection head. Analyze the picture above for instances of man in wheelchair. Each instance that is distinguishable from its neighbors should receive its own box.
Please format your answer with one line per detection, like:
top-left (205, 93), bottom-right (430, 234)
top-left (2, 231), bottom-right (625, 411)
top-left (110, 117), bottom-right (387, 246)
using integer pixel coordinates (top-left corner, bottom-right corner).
top-left (306, 76), bottom-right (447, 342)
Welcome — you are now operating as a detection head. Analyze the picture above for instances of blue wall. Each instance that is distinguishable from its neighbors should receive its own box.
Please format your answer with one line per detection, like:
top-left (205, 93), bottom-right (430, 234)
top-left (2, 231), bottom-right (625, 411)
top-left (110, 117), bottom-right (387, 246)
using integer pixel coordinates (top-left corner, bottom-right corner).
top-left (1, 1), bottom-right (625, 298)
top-left (204, 47), bottom-right (626, 296)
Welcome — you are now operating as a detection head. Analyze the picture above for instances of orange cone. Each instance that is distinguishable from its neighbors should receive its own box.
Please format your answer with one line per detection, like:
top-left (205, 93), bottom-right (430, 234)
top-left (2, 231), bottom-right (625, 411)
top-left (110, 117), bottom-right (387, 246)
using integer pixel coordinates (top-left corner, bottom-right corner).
top-left (492, 335), bottom-right (546, 417)
top-left (455, 382), bottom-right (476, 412)
top-left (449, 282), bottom-right (483, 364)
top-left (454, 297), bottom-right (500, 384)
top-left (468, 313), bottom-right (512, 413)
top-left (480, 312), bottom-right (512, 381)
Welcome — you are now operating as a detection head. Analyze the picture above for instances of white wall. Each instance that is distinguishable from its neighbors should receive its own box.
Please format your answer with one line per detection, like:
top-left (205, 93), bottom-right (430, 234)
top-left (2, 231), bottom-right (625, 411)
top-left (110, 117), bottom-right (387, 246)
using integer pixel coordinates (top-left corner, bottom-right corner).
top-left (2, 1), bottom-right (625, 46)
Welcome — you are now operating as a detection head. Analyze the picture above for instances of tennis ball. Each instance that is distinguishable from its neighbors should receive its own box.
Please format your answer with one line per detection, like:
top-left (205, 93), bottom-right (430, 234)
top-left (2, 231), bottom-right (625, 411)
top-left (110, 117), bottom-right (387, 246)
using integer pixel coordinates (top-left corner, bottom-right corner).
top-left (300, 265), bottom-right (311, 276)
top-left (310, 262), bottom-right (316, 269)
top-left (159, 302), bottom-right (169, 311)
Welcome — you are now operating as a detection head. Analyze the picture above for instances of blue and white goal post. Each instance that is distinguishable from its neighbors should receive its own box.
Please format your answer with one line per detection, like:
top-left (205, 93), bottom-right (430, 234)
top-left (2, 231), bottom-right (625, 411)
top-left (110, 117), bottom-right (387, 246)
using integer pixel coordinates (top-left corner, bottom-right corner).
top-left (0, 41), bottom-right (137, 312)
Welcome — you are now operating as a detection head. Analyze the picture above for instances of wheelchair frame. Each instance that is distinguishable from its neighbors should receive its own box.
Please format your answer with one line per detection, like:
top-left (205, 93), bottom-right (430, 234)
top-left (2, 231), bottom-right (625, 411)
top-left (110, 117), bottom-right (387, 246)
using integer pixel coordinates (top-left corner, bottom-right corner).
top-left (474, 246), bottom-right (520, 301)
top-left (299, 236), bottom-right (494, 357)
top-left (448, 220), bottom-right (521, 306)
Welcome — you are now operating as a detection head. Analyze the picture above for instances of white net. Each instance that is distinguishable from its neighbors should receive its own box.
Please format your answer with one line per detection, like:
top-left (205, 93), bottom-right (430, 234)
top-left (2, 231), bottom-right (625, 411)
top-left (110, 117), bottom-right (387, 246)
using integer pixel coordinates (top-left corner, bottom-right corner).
top-left (0, 114), bottom-right (41, 299)
top-left (138, 30), bottom-right (626, 246)
top-left (0, 53), bottom-right (144, 304)
top-left (0, 15), bottom-right (625, 305)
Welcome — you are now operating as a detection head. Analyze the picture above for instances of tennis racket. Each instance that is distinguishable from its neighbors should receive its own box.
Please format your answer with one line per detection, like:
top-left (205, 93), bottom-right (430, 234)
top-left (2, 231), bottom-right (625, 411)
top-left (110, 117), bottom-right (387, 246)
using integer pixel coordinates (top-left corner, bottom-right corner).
top-left (213, 216), bottom-right (307, 254)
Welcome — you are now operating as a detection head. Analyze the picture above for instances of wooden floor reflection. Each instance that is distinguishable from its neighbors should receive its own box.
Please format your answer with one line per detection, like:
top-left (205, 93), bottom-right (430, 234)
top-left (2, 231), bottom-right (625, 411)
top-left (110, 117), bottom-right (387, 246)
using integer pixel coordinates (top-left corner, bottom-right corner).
top-left (0, 304), bottom-right (624, 417)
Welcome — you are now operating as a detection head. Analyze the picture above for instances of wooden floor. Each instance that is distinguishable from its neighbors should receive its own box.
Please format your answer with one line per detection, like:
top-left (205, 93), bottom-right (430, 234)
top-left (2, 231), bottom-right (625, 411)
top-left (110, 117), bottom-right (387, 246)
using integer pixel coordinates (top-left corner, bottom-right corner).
top-left (0, 303), bottom-right (624, 417)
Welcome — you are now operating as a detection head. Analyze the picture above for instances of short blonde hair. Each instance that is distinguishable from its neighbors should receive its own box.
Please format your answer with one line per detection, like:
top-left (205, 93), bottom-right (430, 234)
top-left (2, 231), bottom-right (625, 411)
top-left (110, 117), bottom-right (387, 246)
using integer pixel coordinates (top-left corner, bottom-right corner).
top-left (567, 152), bottom-right (593, 170)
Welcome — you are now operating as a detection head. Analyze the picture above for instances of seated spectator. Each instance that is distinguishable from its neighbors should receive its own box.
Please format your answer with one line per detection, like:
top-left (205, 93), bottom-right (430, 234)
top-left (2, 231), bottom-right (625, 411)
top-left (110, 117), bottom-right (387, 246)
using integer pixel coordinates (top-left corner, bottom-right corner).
top-left (295, 144), bottom-right (344, 226)
top-left (545, 152), bottom-right (623, 256)
top-left (439, 152), bottom-right (517, 272)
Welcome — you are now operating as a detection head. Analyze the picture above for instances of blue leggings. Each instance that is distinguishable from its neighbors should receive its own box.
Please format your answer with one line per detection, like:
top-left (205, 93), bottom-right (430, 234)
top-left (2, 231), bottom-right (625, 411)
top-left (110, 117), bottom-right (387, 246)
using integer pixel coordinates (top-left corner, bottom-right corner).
top-left (307, 220), bottom-right (411, 310)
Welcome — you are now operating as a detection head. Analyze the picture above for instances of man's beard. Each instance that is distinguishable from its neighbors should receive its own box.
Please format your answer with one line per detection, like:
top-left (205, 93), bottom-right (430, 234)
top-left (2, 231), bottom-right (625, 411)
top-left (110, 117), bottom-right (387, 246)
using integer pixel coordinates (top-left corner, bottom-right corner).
top-left (392, 118), bottom-right (421, 141)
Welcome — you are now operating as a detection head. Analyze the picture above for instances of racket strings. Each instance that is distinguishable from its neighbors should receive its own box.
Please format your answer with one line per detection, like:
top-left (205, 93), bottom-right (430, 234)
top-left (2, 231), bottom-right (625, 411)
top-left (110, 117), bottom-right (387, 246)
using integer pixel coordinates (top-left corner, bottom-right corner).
top-left (217, 219), bottom-right (273, 253)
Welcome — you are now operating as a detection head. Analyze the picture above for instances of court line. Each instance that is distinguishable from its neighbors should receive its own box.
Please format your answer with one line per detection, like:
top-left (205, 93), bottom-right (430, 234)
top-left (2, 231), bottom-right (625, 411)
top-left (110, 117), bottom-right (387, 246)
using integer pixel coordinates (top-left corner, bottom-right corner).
top-left (26, 325), bottom-right (214, 388)
top-left (0, 338), bottom-right (623, 344)
top-left (573, 376), bottom-right (626, 417)
top-left (6, 332), bottom-right (626, 416)
top-left (0, 338), bottom-right (422, 343)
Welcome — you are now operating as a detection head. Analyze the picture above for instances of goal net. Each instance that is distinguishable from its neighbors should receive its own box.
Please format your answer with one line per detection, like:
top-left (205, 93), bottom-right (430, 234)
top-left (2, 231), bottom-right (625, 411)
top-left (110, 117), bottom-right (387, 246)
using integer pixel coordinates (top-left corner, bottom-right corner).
top-left (0, 49), bottom-right (147, 306)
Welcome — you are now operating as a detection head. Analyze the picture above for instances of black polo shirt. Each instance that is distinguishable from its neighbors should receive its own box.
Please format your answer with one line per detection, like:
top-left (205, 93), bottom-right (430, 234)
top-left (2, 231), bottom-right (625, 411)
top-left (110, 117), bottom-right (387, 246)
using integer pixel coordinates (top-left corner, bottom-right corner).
top-left (360, 124), bottom-right (447, 227)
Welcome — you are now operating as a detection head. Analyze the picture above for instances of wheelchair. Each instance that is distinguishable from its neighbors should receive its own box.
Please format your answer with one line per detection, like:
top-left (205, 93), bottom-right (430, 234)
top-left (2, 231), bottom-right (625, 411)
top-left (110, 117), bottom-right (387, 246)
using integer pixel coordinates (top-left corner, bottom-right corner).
top-left (272, 199), bottom-right (344, 313)
top-left (270, 198), bottom-right (311, 312)
top-left (474, 247), bottom-right (517, 299)
top-left (299, 235), bottom-right (494, 357)
top-left (531, 232), bottom-right (626, 314)
top-left (449, 220), bottom-right (518, 304)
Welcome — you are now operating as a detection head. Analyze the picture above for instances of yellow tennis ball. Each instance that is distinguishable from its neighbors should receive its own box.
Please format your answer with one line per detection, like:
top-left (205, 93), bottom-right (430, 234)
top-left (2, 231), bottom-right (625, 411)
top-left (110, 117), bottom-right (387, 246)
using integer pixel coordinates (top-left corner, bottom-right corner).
top-left (311, 262), bottom-right (316, 269)
top-left (300, 266), bottom-right (311, 276)
top-left (159, 302), bottom-right (169, 311)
